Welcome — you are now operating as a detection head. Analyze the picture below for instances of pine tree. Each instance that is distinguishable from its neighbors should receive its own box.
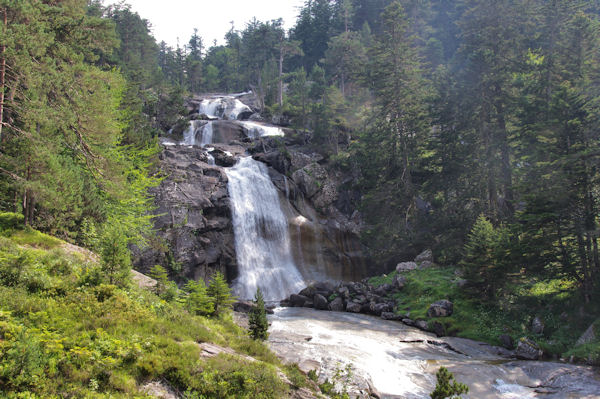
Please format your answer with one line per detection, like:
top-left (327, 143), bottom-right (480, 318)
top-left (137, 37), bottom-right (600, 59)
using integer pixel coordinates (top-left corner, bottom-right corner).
top-left (149, 265), bottom-right (169, 296)
top-left (430, 367), bottom-right (469, 399)
top-left (207, 271), bottom-right (235, 317)
top-left (99, 222), bottom-right (131, 286)
top-left (184, 279), bottom-right (214, 316)
top-left (248, 287), bottom-right (269, 340)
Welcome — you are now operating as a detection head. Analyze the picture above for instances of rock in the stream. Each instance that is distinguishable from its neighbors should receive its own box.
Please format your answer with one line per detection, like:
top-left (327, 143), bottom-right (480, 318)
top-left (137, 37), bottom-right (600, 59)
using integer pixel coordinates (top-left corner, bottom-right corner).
top-left (415, 320), bottom-right (429, 330)
top-left (531, 316), bottom-right (545, 335)
top-left (499, 334), bottom-right (514, 350)
top-left (290, 294), bottom-right (310, 307)
top-left (380, 312), bottom-right (403, 321)
top-left (329, 296), bottom-right (345, 312)
top-left (314, 294), bottom-right (329, 310)
top-left (402, 318), bottom-right (416, 327)
top-left (427, 300), bottom-right (454, 317)
top-left (576, 322), bottom-right (596, 346)
top-left (346, 302), bottom-right (362, 313)
top-left (516, 337), bottom-right (543, 360)
top-left (396, 261), bottom-right (418, 273)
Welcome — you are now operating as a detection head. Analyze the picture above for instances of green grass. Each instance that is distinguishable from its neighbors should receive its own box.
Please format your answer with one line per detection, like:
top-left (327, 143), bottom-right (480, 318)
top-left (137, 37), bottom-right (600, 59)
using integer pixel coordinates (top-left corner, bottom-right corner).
top-left (0, 230), bottom-right (308, 398)
top-left (369, 267), bottom-right (598, 362)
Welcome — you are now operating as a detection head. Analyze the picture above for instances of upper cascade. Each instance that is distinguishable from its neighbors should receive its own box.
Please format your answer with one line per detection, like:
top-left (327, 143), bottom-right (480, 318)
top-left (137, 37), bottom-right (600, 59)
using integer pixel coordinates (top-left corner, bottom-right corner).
top-left (239, 121), bottom-right (284, 138)
top-left (226, 156), bottom-right (306, 301)
top-left (198, 95), bottom-right (253, 120)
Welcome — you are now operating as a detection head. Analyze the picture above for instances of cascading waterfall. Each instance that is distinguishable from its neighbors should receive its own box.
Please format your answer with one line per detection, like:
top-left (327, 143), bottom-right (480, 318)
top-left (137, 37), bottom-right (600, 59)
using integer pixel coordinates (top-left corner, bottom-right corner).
top-left (239, 121), bottom-right (284, 138)
top-left (199, 96), bottom-right (252, 120)
top-left (226, 156), bottom-right (306, 301)
top-left (200, 122), bottom-right (213, 146)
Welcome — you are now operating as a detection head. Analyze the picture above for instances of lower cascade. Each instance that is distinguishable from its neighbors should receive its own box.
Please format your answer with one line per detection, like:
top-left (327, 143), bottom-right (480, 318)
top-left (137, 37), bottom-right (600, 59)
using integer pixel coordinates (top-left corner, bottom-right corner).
top-left (226, 156), bottom-right (306, 301)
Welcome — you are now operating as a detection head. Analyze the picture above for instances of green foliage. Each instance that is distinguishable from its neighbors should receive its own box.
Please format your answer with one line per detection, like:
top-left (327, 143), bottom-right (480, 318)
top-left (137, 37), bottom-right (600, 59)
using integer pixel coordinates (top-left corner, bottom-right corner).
top-left (430, 367), bottom-right (468, 399)
top-left (207, 271), bottom-right (236, 317)
top-left (248, 287), bottom-right (269, 340)
top-left (461, 215), bottom-right (511, 300)
top-left (98, 222), bottom-right (131, 286)
top-left (0, 213), bottom-right (24, 231)
top-left (184, 279), bottom-right (214, 316)
top-left (149, 265), bottom-right (169, 296)
top-left (0, 231), bottom-right (292, 397)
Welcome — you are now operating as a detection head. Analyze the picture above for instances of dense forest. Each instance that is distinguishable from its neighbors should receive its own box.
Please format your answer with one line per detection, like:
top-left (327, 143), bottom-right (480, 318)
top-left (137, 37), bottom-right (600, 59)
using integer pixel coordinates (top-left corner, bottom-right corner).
top-left (1, 0), bottom-right (600, 396)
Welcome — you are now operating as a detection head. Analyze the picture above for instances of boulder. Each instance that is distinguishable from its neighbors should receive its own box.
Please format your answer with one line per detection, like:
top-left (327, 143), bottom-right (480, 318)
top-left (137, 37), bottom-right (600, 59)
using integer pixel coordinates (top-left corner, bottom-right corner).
top-left (374, 283), bottom-right (393, 297)
top-left (290, 294), bottom-right (310, 307)
top-left (419, 260), bottom-right (434, 269)
top-left (381, 312), bottom-right (403, 321)
top-left (329, 296), bottom-right (345, 312)
top-left (313, 294), bottom-right (329, 310)
top-left (576, 323), bottom-right (596, 346)
top-left (393, 274), bottom-right (407, 290)
top-left (337, 285), bottom-right (350, 299)
top-left (233, 301), bottom-right (254, 313)
top-left (531, 316), bottom-right (545, 335)
top-left (516, 338), bottom-right (543, 360)
top-left (499, 334), bottom-right (514, 350)
top-left (416, 320), bottom-right (429, 331)
top-left (414, 249), bottom-right (433, 264)
top-left (303, 300), bottom-right (314, 308)
top-left (402, 318), bottom-right (416, 327)
top-left (396, 262), bottom-right (418, 273)
top-left (373, 303), bottom-right (392, 316)
top-left (427, 300), bottom-right (454, 317)
top-left (346, 301), bottom-right (362, 313)
top-left (299, 286), bottom-right (316, 298)
top-left (431, 321), bottom-right (446, 337)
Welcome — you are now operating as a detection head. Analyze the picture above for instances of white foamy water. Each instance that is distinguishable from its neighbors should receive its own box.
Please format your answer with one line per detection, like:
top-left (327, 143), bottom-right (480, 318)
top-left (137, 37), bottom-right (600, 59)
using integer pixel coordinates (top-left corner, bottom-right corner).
top-left (239, 121), bottom-right (284, 138)
top-left (198, 96), bottom-right (252, 120)
top-left (200, 122), bottom-right (214, 146)
top-left (226, 157), bottom-right (306, 301)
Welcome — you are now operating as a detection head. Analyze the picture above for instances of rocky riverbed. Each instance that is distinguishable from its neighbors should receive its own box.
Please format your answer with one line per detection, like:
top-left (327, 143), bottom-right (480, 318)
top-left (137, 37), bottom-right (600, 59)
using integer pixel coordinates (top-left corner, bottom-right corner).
top-left (268, 307), bottom-right (600, 399)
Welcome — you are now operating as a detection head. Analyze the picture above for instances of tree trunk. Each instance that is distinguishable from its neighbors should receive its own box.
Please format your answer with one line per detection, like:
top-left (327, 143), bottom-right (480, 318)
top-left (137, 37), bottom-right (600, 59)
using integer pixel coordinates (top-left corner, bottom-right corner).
top-left (278, 48), bottom-right (283, 107)
top-left (0, 8), bottom-right (7, 142)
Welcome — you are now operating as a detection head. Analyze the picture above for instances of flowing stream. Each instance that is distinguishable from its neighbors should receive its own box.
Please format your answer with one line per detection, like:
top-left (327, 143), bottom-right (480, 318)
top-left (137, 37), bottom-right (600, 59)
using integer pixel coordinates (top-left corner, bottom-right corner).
top-left (268, 307), bottom-right (600, 399)
top-left (225, 156), bottom-right (306, 301)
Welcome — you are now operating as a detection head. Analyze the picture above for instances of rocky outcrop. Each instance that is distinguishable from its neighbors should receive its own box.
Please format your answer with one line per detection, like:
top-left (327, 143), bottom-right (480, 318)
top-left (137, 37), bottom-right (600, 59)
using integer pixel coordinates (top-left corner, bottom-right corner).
top-left (576, 322), bottom-right (596, 346)
top-left (427, 300), bottom-right (454, 317)
top-left (516, 338), bottom-right (543, 360)
top-left (396, 249), bottom-right (435, 273)
top-left (132, 146), bottom-right (238, 284)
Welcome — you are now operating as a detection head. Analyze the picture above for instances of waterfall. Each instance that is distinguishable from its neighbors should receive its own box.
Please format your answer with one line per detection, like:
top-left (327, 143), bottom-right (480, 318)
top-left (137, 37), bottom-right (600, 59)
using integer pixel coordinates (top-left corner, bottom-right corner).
top-left (200, 122), bottom-right (214, 146)
top-left (226, 156), bottom-right (306, 301)
top-left (239, 121), bottom-right (284, 138)
top-left (198, 96), bottom-right (252, 120)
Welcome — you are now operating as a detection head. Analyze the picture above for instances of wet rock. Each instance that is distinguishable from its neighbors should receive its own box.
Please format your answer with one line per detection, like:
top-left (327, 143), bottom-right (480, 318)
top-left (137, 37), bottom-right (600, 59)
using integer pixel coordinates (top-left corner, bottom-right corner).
top-left (396, 261), bottom-right (418, 273)
top-left (576, 323), bottom-right (596, 346)
top-left (516, 337), bottom-right (543, 360)
top-left (380, 312), bottom-right (403, 321)
top-left (314, 294), bottom-right (329, 310)
top-left (303, 300), bottom-right (314, 308)
top-left (233, 301), bottom-right (254, 313)
top-left (299, 286), bottom-right (316, 298)
top-left (402, 318), bottom-right (416, 327)
top-left (531, 316), bottom-right (545, 335)
top-left (337, 285), bottom-right (350, 299)
top-left (373, 303), bottom-right (392, 316)
top-left (427, 300), bottom-right (454, 317)
top-left (414, 249), bottom-right (433, 264)
top-left (298, 359), bottom-right (320, 374)
top-left (499, 334), bottom-right (514, 350)
top-left (415, 320), bottom-right (429, 330)
top-left (329, 296), bottom-right (345, 312)
top-left (346, 301), bottom-right (362, 313)
top-left (431, 321), bottom-right (446, 337)
top-left (290, 294), bottom-right (310, 307)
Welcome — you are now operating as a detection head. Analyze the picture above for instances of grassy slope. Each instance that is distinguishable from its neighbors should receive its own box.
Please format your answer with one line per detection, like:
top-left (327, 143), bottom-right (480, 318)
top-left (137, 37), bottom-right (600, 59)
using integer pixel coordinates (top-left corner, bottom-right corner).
top-left (0, 223), bottom-right (310, 398)
top-left (369, 267), bottom-right (600, 364)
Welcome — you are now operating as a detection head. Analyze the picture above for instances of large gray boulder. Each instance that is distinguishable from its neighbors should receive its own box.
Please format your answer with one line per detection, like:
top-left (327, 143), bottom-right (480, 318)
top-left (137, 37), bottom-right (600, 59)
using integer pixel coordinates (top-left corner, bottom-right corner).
top-left (576, 323), bottom-right (596, 346)
top-left (532, 316), bottom-right (545, 335)
top-left (414, 249), bottom-right (433, 264)
top-left (329, 296), bottom-right (345, 312)
top-left (396, 262), bottom-right (418, 273)
top-left (516, 338), bottom-right (543, 360)
top-left (314, 294), bottom-right (329, 310)
top-left (427, 300), bottom-right (454, 317)
top-left (346, 301), bottom-right (362, 313)
top-left (290, 294), bottom-right (310, 307)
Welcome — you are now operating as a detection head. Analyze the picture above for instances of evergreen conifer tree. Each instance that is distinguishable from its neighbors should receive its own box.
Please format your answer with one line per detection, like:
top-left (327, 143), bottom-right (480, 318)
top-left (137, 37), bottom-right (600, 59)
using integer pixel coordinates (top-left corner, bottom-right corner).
top-left (207, 272), bottom-right (235, 316)
top-left (149, 265), bottom-right (169, 296)
top-left (184, 279), bottom-right (214, 316)
top-left (430, 366), bottom-right (468, 399)
top-left (248, 287), bottom-right (269, 340)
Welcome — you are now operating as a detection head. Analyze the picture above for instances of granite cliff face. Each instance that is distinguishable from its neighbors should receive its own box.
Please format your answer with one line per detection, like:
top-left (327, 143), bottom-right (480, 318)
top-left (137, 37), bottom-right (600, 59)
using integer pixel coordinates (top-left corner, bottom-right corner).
top-left (134, 93), bottom-right (374, 290)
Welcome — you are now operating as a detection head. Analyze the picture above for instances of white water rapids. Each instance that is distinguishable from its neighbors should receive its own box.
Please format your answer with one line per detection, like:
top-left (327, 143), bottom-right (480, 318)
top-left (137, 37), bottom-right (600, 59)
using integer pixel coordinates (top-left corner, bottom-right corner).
top-left (226, 156), bottom-right (306, 301)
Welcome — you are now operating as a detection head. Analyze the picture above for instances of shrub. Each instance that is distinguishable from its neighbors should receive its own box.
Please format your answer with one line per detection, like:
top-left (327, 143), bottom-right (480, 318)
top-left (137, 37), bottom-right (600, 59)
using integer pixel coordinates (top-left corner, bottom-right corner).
top-left (0, 212), bottom-right (24, 231)
top-left (207, 272), bottom-right (235, 317)
top-left (430, 366), bottom-right (468, 399)
top-left (184, 279), bottom-right (214, 316)
top-left (98, 223), bottom-right (131, 286)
